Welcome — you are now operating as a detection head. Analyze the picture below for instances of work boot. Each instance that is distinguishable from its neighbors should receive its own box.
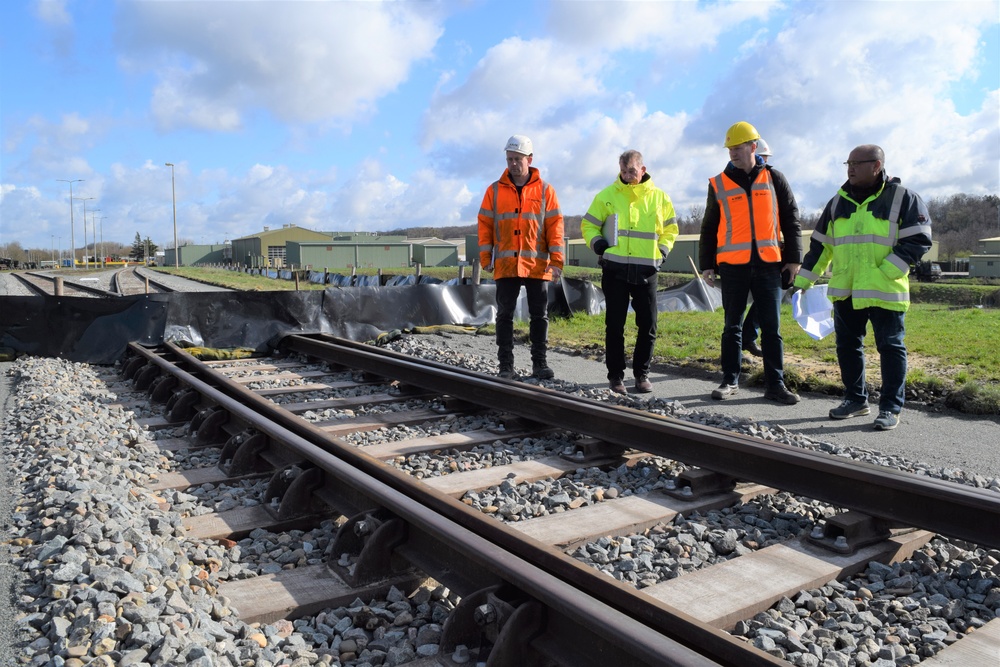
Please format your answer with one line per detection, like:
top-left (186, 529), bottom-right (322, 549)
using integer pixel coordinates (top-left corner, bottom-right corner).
top-left (609, 377), bottom-right (627, 394)
top-left (635, 375), bottom-right (653, 393)
top-left (764, 384), bottom-right (800, 405)
top-left (532, 363), bottom-right (554, 380)
top-left (498, 364), bottom-right (515, 380)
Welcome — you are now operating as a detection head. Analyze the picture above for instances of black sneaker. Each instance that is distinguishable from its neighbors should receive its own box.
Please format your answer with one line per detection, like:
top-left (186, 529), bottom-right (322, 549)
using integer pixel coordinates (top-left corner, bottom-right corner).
top-left (764, 384), bottom-right (800, 405)
top-left (532, 363), bottom-right (554, 380)
top-left (711, 383), bottom-right (739, 400)
top-left (498, 365), bottom-right (515, 379)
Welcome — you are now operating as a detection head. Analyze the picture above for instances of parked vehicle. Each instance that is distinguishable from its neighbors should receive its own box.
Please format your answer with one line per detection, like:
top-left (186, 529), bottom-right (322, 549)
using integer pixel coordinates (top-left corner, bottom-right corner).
top-left (911, 261), bottom-right (943, 282)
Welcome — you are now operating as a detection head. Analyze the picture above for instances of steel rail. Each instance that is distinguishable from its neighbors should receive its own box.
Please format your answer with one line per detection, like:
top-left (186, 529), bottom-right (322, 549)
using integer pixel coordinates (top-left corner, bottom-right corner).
top-left (151, 339), bottom-right (788, 667)
top-left (133, 267), bottom-right (180, 293)
top-left (127, 342), bottom-right (746, 667)
top-left (15, 271), bottom-right (119, 297)
top-left (9, 273), bottom-right (52, 297)
top-left (284, 334), bottom-right (1000, 551)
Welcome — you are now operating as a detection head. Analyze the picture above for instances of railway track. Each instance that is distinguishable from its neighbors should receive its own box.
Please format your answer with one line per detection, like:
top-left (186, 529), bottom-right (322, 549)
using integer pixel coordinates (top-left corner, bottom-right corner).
top-left (114, 266), bottom-right (175, 295)
top-left (106, 334), bottom-right (1000, 666)
top-left (13, 270), bottom-right (119, 297)
top-left (8, 267), bottom-right (176, 296)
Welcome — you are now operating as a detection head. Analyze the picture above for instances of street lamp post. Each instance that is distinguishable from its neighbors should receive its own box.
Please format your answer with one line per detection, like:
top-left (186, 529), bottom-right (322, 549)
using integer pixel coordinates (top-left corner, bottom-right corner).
top-left (99, 216), bottom-right (107, 267)
top-left (90, 210), bottom-right (100, 268)
top-left (57, 179), bottom-right (84, 269)
top-left (165, 163), bottom-right (178, 267)
top-left (51, 235), bottom-right (56, 266)
top-left (73, 196), bottom-right (94, 269)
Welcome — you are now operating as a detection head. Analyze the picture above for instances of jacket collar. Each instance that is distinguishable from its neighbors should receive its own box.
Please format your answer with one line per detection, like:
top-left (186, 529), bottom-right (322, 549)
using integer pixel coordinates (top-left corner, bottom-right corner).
top-left (500, 166), bottom-right (540, 187)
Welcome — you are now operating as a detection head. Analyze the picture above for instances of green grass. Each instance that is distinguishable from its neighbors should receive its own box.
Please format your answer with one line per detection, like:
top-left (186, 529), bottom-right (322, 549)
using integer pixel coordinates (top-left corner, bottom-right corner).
top-left (154, 266), bottom-right (1000, 413)
top-left (528, 299), bottom-right (1000, 413)
top-left (154, 266), bottom-right (328, 291)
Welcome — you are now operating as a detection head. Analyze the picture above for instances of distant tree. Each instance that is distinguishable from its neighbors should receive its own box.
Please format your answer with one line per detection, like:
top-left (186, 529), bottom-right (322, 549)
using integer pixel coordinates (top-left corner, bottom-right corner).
top-left (3, 241), bottom-right (27, 264)
top-left (928, 194), bottom-right (999, 260)
top-left (129, 233), bottom-right (158, 262)
top-left (129, 233), bottom-right (144, 261)
top-left (674, 205), bottom-right (705, 235)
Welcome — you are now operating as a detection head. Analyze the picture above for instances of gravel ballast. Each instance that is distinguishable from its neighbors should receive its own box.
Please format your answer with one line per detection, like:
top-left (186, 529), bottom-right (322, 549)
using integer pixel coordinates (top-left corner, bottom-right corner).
top-left (2, 333), bottom-right (998, 666)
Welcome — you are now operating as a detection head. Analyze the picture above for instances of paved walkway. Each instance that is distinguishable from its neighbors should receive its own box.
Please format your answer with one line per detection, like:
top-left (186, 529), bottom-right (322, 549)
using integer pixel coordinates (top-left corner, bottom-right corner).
top-left (424, 332), bottom-right (1000, 481)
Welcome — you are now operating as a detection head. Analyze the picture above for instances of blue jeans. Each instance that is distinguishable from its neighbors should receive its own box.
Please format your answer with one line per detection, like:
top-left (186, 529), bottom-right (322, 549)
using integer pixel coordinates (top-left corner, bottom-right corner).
top-left (495, 278), bottom-right (549, 366)
top-left (718, 263), bottom-right (784, 388)
top-left (602, 270), bottom-right (658, 380)
top-left (833, 298), bottom-right (907, 414)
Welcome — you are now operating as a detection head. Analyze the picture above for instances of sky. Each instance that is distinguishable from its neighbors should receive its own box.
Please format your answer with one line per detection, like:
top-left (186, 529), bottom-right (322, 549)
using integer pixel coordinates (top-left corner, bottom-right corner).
top-left (1, 0), bottom-right (998, 257)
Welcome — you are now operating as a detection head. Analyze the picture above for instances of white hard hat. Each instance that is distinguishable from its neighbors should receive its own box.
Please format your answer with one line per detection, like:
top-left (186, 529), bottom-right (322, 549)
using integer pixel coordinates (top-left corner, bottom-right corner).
top-left (756, 137), bottom-right (772, 157)
top-left (504, 134), bottom-right (533, 156)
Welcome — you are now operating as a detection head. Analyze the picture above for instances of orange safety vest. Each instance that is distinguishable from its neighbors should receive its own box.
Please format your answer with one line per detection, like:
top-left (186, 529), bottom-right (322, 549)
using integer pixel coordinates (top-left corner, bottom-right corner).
top-left (710, 169), bottom-right (782, 265)
top-left (477, 168), bottom-right (564, 279)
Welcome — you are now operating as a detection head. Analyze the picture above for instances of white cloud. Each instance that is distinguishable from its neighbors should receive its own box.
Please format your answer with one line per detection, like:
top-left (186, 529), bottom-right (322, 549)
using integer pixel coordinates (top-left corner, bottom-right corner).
top-left (546, 0), bottom-right (776, 55)
top-left (330, 160), bottom-right (473, 231)
top-left (117, 1), bottom-right (444, 130)
top-left (33, 0), bottom-right (70, 26)
top-left (422, 37), bottom-right (607, 161)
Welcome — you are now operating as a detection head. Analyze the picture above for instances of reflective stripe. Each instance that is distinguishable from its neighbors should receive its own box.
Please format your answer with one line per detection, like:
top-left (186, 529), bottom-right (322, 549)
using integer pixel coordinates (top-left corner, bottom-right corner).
top-left (811, 229), bottom-right (832, 244)
top-left (603, 254), bottom-right (659, 268)
top-left (885, 254), bottom-right (909, 273)
top-left (887, 185), bottom-right (905, 239)
top-left (899, 224), bottom-right (931, 238)
top-left (833, 234), bottom-right (895, 247)
top-left (491, 182), bottom-right (500, 268)
top-left (619, 229), bottom-right (658, 240)
top-left (497, 249), bottom-right (548, 259)
top-left (827, 287), bottom-right (909, 302)
top-left (798, 267), bottom-right (821, 281)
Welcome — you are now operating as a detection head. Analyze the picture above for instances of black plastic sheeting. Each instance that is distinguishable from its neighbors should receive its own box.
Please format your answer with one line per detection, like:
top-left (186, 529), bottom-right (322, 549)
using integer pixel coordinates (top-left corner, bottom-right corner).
top-left (0, 295), bottom-right (168, 362)
top-left (0, 277), bottom-right (718, 364)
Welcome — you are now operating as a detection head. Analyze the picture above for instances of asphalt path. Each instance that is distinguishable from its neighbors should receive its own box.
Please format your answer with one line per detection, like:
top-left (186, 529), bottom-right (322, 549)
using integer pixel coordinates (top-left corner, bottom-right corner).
top-left (421, 331), bottom-right (1000, 481)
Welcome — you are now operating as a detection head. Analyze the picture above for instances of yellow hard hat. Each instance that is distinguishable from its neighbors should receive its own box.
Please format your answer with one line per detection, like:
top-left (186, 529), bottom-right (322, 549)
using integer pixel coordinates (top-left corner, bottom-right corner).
top-left (724, 121), bottom-right (760, 148)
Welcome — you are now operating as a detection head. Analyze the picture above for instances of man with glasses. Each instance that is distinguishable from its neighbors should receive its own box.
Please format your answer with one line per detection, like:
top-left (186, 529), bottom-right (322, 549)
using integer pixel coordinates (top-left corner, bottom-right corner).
top-left (700, 122), bottom-right (803, 404)
top-left (793, 145), bottom-right (932, 430)
top-left (582, 150), bottom-right (678, 394)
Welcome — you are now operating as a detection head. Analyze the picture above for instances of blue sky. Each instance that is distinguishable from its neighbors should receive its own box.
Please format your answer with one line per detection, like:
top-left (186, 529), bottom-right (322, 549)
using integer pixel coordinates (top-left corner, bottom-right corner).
top-left (2, 0), bottom-right (998, 257)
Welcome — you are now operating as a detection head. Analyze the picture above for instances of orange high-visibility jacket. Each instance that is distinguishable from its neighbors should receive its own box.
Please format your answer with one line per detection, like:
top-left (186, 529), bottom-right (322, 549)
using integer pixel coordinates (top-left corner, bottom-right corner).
top-left (478, 167), bottom-right (564, 279)
top-left (710, 168), bottom-right (782, 265)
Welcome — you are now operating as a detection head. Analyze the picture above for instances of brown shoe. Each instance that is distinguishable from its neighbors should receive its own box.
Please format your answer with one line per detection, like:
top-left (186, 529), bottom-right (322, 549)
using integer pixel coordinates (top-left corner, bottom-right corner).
top-left (635, 375), bottom-right (653, 393)
top-left (609, 378), bottom-right (627, 394)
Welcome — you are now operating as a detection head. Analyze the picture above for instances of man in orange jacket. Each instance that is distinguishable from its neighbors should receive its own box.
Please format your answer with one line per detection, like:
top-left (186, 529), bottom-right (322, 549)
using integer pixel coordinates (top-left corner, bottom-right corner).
top-left (700, 121), bottom-right (802, 405)
top-left (478, 135), bottom-right (565, 380)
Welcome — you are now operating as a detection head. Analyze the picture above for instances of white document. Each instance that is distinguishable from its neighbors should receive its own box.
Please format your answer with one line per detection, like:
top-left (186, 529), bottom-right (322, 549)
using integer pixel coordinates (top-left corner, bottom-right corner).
top-left (602, 214), bottom-right (618, 246)
top-left (792, 285), bottom-right (835, 340)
